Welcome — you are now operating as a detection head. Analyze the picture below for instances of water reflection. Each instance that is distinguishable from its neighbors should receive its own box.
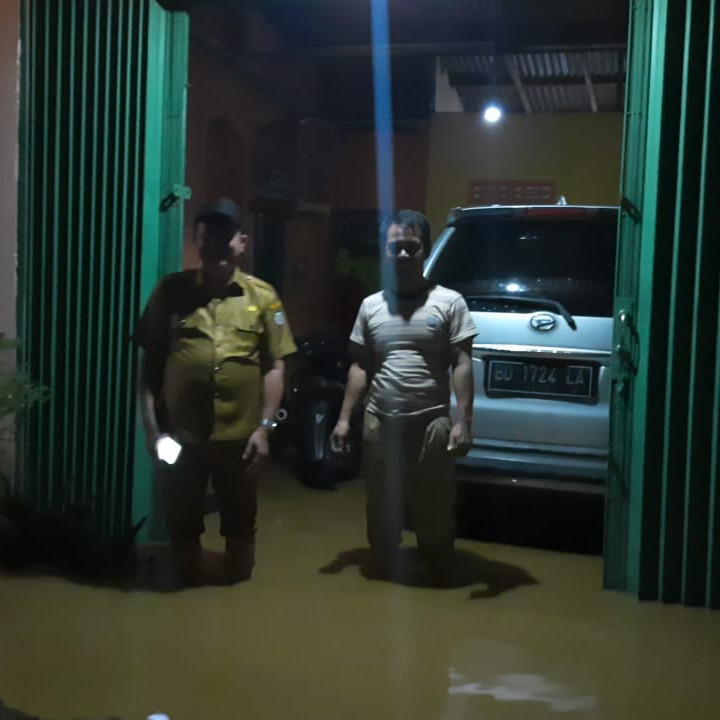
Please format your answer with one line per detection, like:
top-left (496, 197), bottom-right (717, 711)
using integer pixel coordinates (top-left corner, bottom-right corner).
top-left (448, 670), bottom-right (597, 712)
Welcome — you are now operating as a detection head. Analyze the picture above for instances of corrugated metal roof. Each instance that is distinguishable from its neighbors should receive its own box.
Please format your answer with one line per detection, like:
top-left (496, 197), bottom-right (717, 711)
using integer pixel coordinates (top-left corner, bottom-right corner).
top-left (442, 49), bottom-right (624, 79)
top-left (527, 85), bottom-right (593, 113)
top-left (513, 50), bottom-right (624, 77)
top-left (443, 48), bottom-right (626, 113)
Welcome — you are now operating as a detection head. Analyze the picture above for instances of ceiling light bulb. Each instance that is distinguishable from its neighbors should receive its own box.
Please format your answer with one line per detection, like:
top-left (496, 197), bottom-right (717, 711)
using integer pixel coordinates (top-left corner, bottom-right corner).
top-left (483, 104), bottom-right (503, 123)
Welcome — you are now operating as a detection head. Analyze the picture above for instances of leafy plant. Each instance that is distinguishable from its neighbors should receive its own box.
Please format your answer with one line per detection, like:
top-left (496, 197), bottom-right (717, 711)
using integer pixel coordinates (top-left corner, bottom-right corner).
top-left (0, 333), bottom-right (49, 486)
top-left (0, 333), bottom-right (49, 423)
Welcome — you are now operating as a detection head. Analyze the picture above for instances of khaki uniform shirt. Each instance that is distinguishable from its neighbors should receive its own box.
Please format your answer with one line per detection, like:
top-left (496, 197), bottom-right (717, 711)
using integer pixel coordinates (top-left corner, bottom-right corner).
top-left (137, 268), bottom-right (297, 443)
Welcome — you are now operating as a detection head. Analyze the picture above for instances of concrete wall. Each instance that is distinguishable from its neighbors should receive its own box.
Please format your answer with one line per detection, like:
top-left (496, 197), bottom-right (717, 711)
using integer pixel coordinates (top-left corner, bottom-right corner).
top-left (0, 0), bottom-right (20, 481)
top-left (0, 0), bottom-right (19, 339)
top-left (183, 46), bottom-right (286, 270)
top-left (330, 127), bottom-right (429, 211)
top-left (183, 7), bottom-right (330, 334)
top-left (426, 112), bottom-right (624, 236)
top-left (183, 7), bottom-right (319, 273)
top-left (283, 212), bottom-right (334, 336)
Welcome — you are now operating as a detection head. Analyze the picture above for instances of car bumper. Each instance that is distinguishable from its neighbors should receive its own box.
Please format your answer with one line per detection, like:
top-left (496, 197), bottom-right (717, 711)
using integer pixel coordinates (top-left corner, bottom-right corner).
top-left (456, 441), bottom-right (607, 484)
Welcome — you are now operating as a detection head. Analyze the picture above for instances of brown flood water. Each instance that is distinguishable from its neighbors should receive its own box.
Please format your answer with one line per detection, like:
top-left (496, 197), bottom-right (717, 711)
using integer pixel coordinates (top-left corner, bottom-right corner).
top-left (2, 468), bottom-right (720, 720)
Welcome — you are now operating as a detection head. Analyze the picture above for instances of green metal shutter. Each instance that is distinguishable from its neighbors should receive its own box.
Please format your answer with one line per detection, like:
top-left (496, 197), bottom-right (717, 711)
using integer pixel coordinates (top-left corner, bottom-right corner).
top-left (607, 0), bottom-right (720, 609)
top-left (17, 0), bottom-right (189, 539)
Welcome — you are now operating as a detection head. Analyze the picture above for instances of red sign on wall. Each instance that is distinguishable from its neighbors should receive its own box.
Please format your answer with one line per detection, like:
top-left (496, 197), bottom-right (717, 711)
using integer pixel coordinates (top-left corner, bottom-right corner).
top-left (467, 180), bottom-right (557, 205)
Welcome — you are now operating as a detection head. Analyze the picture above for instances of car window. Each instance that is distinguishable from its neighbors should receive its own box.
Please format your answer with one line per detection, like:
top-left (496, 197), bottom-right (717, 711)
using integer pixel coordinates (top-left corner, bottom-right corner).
top-left (427, 214), bottom-right (617, 317)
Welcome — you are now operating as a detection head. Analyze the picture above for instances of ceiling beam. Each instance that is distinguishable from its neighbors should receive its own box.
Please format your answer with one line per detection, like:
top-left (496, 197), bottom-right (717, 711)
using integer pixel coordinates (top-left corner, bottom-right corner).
top-left (449, 72), bottom-right (625, 87)
top-left (244, 41), bottom-right (495, 59)
top-left (584, 70), bottom-right (599, 112)
top-left (505, 56), bottom-right (533, 113)
top-left (615, 50), bottom-right (626, 110)
top-left (241, 42), bottom-right (627, 61)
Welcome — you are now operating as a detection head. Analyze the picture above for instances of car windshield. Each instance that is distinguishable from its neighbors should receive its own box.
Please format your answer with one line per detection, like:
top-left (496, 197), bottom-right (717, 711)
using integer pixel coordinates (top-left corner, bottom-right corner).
top-left (427, 213), bottom-right (617, 317)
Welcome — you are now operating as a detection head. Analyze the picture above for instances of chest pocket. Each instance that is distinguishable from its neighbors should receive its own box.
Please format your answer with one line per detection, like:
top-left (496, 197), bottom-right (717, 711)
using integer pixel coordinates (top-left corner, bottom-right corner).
top-left (226, 317), bottom-right (263, 357)
top-left (218, 298), bottom-right (265, 359)
top-left (169, 310), bottom-right (211, 341)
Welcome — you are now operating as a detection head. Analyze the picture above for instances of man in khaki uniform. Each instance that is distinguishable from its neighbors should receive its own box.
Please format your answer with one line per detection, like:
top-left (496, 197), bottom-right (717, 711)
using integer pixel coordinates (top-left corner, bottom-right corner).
top-left (331, 209), bottom-right (476, 582)
top-left (137, 198), bottom-right (296, 586)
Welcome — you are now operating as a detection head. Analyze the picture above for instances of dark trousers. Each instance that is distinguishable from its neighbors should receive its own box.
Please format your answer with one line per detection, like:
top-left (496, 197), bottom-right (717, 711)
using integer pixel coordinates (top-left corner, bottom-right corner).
top-left (157, 440), bottom-right (256, 542)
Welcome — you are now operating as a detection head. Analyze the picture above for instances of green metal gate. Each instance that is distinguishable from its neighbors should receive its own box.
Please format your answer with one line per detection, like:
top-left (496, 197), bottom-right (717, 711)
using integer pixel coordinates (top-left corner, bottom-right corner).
top-left (17, 0), bottom-right (189, 538)
top-left (607, 0), bottom-right (720, 608)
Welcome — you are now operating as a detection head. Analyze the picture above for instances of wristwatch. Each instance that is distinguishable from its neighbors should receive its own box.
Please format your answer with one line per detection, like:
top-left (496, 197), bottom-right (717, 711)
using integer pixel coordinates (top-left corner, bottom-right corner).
top-left (260, 417), bottom-right (279, 433)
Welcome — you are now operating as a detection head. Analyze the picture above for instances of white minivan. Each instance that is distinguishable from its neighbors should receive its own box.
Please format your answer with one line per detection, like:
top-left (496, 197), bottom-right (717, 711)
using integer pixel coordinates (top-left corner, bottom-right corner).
top-left (424, 204), bottom-right (618, 487)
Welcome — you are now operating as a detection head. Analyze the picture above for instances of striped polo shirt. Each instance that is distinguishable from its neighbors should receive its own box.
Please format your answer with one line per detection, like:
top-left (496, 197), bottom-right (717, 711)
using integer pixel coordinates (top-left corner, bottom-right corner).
top-left (350, 285), bottom-right (477, 417)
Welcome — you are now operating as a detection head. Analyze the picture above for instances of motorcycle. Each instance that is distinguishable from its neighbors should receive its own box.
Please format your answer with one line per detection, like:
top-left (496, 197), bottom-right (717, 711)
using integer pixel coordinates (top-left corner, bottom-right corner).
top-left (272, 326), bottom-right (362, 490)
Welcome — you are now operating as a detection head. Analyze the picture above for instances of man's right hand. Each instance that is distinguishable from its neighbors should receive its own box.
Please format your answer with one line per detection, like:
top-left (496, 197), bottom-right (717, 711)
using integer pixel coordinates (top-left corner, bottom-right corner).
top-left (330, 419), bottom-right (351, 453)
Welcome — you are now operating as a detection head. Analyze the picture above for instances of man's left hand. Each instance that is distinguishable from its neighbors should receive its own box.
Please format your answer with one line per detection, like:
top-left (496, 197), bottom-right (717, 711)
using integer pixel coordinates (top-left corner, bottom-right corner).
top-left (243, 428), bottom-right (270, 466)
top-left (447, 421), bottom-right (472, 457)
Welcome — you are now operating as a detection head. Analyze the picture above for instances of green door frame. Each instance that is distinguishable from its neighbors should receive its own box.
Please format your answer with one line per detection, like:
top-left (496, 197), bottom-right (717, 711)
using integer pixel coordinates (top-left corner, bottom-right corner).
top-left (606, 0), bottom-right (720, 609)
top-left (132, 3), bottom-right (190, 538)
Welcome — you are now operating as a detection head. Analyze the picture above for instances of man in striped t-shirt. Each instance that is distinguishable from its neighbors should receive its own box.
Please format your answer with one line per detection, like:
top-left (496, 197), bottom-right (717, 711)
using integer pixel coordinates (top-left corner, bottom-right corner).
top-left (331, 210), bottom-right (477, 582)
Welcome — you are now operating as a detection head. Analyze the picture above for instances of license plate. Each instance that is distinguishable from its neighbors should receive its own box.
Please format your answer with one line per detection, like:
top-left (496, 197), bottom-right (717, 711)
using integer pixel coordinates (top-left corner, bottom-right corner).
top-left (486, 358), bottom-right (596, 402)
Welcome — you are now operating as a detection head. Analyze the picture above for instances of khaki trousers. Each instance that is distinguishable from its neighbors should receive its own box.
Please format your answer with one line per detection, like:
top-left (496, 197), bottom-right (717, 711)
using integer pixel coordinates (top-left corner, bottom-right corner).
top-left (362, 411), bottom-right (456, 561)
